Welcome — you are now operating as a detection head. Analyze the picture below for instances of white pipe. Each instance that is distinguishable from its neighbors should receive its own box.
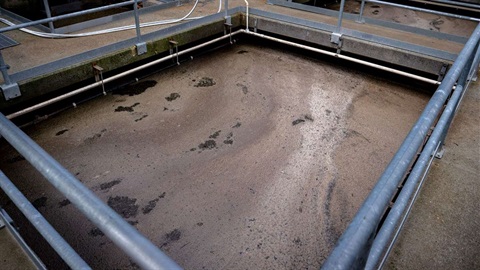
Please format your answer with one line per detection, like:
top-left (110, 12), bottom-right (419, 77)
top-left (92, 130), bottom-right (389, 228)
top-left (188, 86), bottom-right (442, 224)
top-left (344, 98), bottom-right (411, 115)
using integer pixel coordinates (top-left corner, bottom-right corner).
top-left (0, 0), bottom-right (223, 39)
top-left (7, 30), bottom-right (243, 119)
top-left (7, 29), bottom-right (440, 120)
top-left (245, 31), bottom-right (440, 85)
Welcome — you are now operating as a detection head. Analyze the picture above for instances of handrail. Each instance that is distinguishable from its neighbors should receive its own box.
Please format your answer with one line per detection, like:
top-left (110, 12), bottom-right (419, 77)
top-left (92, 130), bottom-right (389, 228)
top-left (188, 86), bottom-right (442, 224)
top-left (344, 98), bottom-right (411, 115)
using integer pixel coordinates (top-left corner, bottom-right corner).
top-left (358, 0), bottom-right (480, 22)
top-left (0, 170), bottom-right (91, 269)
top-left (321, 22), bottom-right (480, 270)
top-left (0, 112), bottom-right (182, 270)
top-left (0, 1), bottom-right (136, 34)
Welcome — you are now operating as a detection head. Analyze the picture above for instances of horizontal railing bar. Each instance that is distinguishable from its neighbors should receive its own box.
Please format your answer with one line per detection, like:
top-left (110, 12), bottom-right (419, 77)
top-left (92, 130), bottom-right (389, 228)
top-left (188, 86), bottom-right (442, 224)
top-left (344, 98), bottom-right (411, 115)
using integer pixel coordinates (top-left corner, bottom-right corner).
top-left (0, 113), bottom-right (182, 270)
top-left (365, 0), bottom-right (480, 21)
top-left (0, 170), bottom-right (91, 269)
top-left (0, 1), bottom-right (136, 34)
top-left (321, 21), bottom-right (480, 270)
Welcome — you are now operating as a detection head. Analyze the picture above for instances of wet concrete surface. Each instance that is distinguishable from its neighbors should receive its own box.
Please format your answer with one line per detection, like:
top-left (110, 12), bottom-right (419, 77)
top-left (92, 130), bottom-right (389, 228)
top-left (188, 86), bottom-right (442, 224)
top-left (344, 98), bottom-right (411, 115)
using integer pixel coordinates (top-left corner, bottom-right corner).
top-left (0, 42), bottom-right (430, 269)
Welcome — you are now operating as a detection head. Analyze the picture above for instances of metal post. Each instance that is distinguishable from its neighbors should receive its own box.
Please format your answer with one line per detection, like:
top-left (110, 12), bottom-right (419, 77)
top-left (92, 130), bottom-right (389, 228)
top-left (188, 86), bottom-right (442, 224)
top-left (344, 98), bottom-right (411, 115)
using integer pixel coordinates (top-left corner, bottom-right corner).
top-left (0, 170), bottom-right (91, 270)
top-left (331, 0), bottom-right (346, 46)
top-left (337, 0), bottom-right (346, 32)
top-left (0, 51), bottom-right (11, 85)
top-left (0, 51), bottom-right (21, 100)
top-left (133, 0), bottom-right (147, 55)
top-left (0, 113), bottom-right (182, 270)
top-left (356, 0), bottom-right (366, 23)
top-left (42, 0), bottom-right (55, 33)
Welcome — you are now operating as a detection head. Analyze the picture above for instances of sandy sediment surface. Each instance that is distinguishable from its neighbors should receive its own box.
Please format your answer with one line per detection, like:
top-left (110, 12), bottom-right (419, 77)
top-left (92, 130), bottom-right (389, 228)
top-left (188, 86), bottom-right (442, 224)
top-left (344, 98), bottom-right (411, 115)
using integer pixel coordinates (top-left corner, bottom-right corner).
top-left (0, 42), bottom-right (430, 269)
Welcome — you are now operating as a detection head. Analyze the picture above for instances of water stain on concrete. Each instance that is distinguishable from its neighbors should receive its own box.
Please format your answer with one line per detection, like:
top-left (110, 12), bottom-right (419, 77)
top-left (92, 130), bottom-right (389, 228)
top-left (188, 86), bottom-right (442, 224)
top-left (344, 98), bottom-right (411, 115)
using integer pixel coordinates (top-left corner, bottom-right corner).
top-left (99, 179), bottom-right (122, 191)
top-left (236, 83), bottom-right (249, 94)
top-left (209, 130), bottom-right (221, 139)
top-left (194, 77), bottom-right (216, 87)
top-left (113, 80), bottom-right (157, 96)
top-left (58, 199), bottom-right (71, 208)
top-left (160, 229), bottom-right (182, 248)
top-left (5, 155), bottom-right (25, 164)
top-left (55, 129), bottom-right (69, 136)
top-left (107, 196), bottom-right (138, 218)
top-left (292, 119), bottom-right (305, 126)
top-left (165, 93), bottom-right (181, 101)
top-left (135, 115), bottom-right (148, 122)
top-left (115, 102), bottom-right (140, 112)
top-left (198, 140), bottom-right (216, 150)
top-left (84, 129), bottom-right (107, 144)
top-left (89, 228), bottom-right (105, 237)
top-left (32, 197), bottom-right (47, 209)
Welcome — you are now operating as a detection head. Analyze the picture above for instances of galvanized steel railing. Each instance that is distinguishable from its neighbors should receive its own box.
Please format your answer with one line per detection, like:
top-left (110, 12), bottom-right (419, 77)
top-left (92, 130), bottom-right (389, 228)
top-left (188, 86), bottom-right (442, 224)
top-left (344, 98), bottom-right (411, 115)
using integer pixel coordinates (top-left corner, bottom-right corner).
top-left (0, 113), bottom-right (182, 269)
top-left (322, 22), bottom-right (480, 270)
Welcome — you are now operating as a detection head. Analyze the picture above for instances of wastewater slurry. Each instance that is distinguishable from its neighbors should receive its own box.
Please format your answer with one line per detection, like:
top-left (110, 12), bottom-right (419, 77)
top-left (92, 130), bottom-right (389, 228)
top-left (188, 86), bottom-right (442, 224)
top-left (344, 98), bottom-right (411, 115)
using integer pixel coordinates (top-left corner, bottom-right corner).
top-left (0, 0), bottom-right (478, 269)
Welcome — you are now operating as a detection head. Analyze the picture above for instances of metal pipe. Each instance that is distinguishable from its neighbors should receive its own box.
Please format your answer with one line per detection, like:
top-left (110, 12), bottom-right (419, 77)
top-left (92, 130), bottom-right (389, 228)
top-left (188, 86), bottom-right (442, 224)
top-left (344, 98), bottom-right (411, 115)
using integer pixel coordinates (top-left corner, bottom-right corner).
top-left (0, 170), bottom-right (91, 270)
top-left (0, 51), bottom-right (12, 85)
top-left (244, 0), bottom-right (249, 32)
top-left (0, 114), bottom-right (182, 269)
top-left (429, 0), bottom-right (480, 10)
top-left (7, 29), bottom-right (440, 120)
top-left (0, 1), bottom-right (136, 34)
top-left (365, 0), bottom-right (480, 22)
top-left (365, 81), bottom-right (469, 270)
top-left (6, 30), bottom-right (243, 119)
top-left (356, 0), bottom-right (366, 23)
top-left (321, 22), bottom-right (480, 270)
top-left (41, 0), bottom-right (55, 33)
top-left (337, 0), bottom-right (346, 31)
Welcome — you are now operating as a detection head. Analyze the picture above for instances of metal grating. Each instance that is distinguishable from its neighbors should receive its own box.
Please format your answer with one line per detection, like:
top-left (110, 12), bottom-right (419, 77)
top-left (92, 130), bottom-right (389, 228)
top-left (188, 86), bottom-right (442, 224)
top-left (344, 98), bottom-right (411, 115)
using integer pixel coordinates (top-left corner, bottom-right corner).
top-left (0, 34), bottom-right (18, 50)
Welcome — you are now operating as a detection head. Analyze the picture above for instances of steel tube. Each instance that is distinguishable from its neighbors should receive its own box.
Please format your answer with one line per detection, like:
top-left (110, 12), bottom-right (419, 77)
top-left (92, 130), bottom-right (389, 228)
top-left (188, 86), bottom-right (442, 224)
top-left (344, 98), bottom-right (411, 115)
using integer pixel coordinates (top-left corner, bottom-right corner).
top-left (0, 170), bottom-right (90, 270)
top-left (429, 0), bottom-right (480, 10)
top-left (7, 30), bottom-right (244, 119)
top-left (365, 0), bottom-right (480, 22)
top-left (337, 0), bottom-right (346, 31)
top-left (41, 0), bottom-right (55, 33)
top-left (0, 1), bottom-right (135, 34)
top-left (321, 22), bottom-right (480, 270)
top-left (365, 82), bottom-right (468, 270)
top-left (357, 0), bottom-right (366, 23)
top-left (0, 114), bottom-right (182, 270)
top-left (133, 0), bottom-right (142, 43)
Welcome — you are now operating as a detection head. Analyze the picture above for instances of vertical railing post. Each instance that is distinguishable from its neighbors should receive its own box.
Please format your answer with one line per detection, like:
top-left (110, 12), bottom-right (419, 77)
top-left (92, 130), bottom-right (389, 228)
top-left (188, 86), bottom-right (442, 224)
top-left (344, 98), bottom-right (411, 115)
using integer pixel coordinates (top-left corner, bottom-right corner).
top-left (133, 0), bottom-right (147, 55)
top-left (356, 0), bottom-right (366, 23)
top-left (42, 0), bottom-right (55, 33)
top-left (336, 0), bottom-right (346, 32)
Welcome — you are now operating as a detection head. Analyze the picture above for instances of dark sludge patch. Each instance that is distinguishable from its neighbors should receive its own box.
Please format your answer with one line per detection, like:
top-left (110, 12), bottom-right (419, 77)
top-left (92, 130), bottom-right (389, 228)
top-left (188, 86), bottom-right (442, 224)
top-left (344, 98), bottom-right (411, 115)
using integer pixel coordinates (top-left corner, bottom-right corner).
top-left (198, 140), bottom-right (216, 150)
top-left (55, 129), bottom-right (69, 136)
top-left (115, 102), bottom-right (140, 112)
top-left (5, 155), bottom-right (25, 164)
top-left (194, 77), bottom-right (216, 87)
top-left (58, 199), bottom-right (71, 208)
top-left (113, 80), bottom-right (157, 96)
top-left (107, 196), bottom-right (138, 218)
top-left (100, 179), bottom-right (122, 191)
top-left (209, 130), bottom-right (221, 139)
top-left (292, 119), bottom-right (305, 126)
top-left (32, 197), bottom-right (47, 209)
top-left (89, 228), bottom-right (105, 237)
top-left (165, 93), bottom-right (181, 101)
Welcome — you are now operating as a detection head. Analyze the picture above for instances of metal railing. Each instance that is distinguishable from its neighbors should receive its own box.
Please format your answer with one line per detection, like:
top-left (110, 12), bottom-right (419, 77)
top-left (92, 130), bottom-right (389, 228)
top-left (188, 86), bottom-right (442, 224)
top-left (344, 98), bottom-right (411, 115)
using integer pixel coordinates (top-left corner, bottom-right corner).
top-left (0, 111), bottom-right (182, 269)
top-left (357, 0), bottom-right (480, 23)
top-left (322, 22), bottom-right (480, 270)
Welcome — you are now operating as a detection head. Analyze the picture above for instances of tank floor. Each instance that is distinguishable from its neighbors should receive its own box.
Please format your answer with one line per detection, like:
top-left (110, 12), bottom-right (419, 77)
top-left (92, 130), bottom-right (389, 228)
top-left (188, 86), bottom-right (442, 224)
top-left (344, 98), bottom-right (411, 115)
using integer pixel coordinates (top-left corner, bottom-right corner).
top-left (0, 42), bottom-right (430, 269)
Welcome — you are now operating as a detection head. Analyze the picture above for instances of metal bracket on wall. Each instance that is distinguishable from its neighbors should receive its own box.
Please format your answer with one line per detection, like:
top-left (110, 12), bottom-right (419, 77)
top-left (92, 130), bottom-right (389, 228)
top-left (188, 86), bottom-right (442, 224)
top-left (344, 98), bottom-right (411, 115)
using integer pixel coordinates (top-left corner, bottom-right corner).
top-left (330, 32), bottom-right (343, 53)
top-left (254, 18), bottom-right (258, 33)
top-left (224, 22), bottom-right (233, 44)
top-left (136, 42), bottom-right (147, 56)
top-left (438, 63), bottom-right (448, 81)
top-left (434, 145), bottom-right (445, 159)
top-left (93, 64), bottom-right (106, 95)
top-left (169, 40), bottom-right (180, 65)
